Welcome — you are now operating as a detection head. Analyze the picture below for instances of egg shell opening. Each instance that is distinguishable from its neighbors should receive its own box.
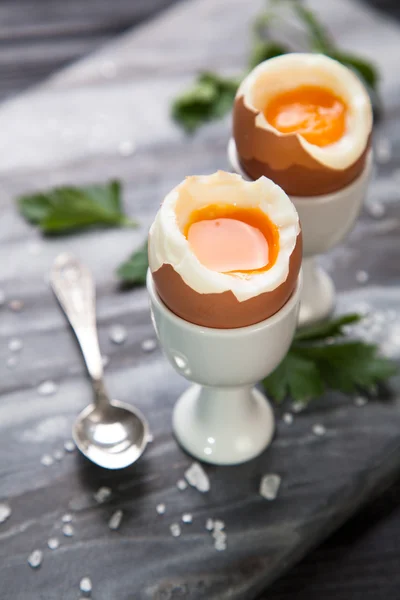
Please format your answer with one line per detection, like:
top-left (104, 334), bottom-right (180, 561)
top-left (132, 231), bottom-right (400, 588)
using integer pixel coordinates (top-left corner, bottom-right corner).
top-left (152, 231), bottom-right (302, 328)
top-left (233, 53), bottom-right (373, 197)
top-left (148, 171), bottom-right (302, 329)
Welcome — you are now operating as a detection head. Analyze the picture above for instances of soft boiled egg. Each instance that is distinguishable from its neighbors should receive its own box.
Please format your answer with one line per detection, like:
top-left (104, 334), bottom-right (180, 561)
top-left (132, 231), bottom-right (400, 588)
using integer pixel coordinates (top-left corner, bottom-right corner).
top-left (148, 170), bottom-right (302, 329)
top-left (233, 53), bottom-right (373, 196)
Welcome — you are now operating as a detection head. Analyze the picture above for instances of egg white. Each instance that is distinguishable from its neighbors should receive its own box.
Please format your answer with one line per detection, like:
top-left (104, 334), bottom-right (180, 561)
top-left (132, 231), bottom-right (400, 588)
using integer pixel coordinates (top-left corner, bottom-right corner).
top-left (148, 171), bottom-right (300, 302)
top-left (237, 53), bottom-right (372, 170)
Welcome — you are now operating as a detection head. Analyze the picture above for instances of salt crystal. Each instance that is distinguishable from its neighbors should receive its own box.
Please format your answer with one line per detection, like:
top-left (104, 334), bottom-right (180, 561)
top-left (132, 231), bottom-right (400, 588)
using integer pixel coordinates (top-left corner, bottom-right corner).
top-left (182, 513), bottom-right (192, 524)
top-left (356, 270), bottom-right (369, 284)
top-left (6, 356), bottom-right (18, 369)
top-left (147, 433), bottom-right (154, 443)
top-left (283, 412), bottom-right (293, 425)
top-left (184, 462), bottom-right (210, 493)
top-left (141, 338), bottom-right (157, 353)
top-left (64, 440), bottom-right (75, 453)
top-left (366, 201), bottom-right (385, 219)
top-left (176, 479), bottom-right (187, 491)
top-left (8, 338), bottom-right (23, 352)
top-left (47, 537), bottom-right (59, 550)
top-left (170, 523), bottom-right (181, 538)
top-left (354, 396), bottom-right (368, 407)
top-left (94, 486), bottom-right (112, 503)
top-left (118, 140), bottom-right (136, 157)
top-left (212, 529), bottom-right (227, 541)
top-left (312, 423), bottom-right (326, 436)
top-left (28, 549), bottom-right (43, 569)
top-left (156, 503), bottom-right (166, 515)
top-left (213, 520), bottom-right (225, 531)
top-left (205, 518), bottom-right (214, 531)
top-left (9, 299), bottom-right (24, 312)
top-left (62, 523), bottom-right (74, 537)
top-left (62, 513), bottom-right (73, 523)
top-left (214, 538), bottom-right (227, 551)
top-left (259, 474), bottom-right (281, 500)
top-left (0, 290), bottom-right (5, 306)
top-left (375, 137), bottom-right (392, 164)
top-left (41, 454), bottom-right (54, 466)
top-left (37, 380), bottom-right (58, 396)
top-left (0, 503), bottom-right (11, 523)
top-left (109, 324), bottom-right (127, 345)
top-left (292, 401), bottom-right (305, 413)
top-left (108, 509), bottom-right (123, 531)
top-left (54, 449), bottom-right (64, 461)
top-left (80, 576), bottom-right (92, 595)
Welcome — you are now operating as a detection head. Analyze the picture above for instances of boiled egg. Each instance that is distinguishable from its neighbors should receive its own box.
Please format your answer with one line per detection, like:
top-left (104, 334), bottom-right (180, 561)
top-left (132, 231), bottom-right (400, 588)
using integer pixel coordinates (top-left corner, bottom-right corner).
top-left (148, 170), bottom-right (302, 329)
top-left (233, 53), bottom-right (373, 196)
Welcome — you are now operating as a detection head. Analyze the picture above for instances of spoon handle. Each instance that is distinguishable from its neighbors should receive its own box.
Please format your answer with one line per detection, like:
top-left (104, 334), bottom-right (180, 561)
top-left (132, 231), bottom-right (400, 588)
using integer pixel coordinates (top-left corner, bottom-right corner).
top-left (50, 253), bottom-right (105, 386)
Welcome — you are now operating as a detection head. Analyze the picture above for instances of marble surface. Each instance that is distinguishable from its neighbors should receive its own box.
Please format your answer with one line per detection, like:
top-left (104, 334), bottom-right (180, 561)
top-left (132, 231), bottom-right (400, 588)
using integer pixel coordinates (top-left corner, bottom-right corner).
top-left (0, 0), bottom-right (399, 599)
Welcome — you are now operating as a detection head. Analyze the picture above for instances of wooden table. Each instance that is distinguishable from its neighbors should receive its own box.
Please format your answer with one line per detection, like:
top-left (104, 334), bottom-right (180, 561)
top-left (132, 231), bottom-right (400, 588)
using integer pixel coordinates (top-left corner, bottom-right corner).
top-left (1, 1), bottom-right (400, 599)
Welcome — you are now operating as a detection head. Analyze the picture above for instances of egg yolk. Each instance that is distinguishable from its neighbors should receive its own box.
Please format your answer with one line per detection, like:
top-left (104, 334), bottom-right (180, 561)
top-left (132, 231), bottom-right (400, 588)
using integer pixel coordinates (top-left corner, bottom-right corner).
top-left (265, 85), bottom-right (346, 147)
top-left (185, 205), bottom-right (279, 275)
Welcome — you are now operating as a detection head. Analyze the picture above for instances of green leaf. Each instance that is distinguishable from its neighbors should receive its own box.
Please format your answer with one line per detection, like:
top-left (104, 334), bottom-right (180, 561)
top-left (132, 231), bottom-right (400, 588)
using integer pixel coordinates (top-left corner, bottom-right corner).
top-left (18, 180), bottom-right (136, 234)
top-left (263, 351), bottom-right (325, 404)
top-left (117, 240), bottom-right (149, 286)
top-left (264, 312), bottom-right (396, 406)
top-left (294, 3), bottom-right (335, 53)
top-left (328, 50), bottom-right (379, 90)
top-left (294, 313), bottom-right (362, 343)
top-left (248, 41), bottom-right (290, 70)
top-left (299, 342), bottom-right (397, 395)
top-left (171, 72), bottom-right (241, 133)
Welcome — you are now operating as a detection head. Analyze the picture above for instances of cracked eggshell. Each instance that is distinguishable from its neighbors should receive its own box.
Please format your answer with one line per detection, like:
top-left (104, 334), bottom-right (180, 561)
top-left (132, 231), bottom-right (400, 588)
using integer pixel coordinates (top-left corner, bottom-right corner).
top-left (233, 53), bottom-right (373, 197)
top-left (148, 171), bottom-right (302, 329)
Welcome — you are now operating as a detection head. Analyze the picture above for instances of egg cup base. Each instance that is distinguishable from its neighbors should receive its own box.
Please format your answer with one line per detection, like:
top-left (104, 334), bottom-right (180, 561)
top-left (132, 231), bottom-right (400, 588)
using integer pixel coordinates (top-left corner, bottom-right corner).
top-left (173, 384), bottom-right (274, 465)
top-left (298, 257), bottom-right (335, 327)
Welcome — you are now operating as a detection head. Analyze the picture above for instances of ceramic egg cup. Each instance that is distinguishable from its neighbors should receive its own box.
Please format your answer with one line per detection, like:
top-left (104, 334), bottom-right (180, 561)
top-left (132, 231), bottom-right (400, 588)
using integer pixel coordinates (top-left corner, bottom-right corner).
top-left (228, 138), bottom-right (373, 326)
top-left (147, 270), bottom-right (301, 466)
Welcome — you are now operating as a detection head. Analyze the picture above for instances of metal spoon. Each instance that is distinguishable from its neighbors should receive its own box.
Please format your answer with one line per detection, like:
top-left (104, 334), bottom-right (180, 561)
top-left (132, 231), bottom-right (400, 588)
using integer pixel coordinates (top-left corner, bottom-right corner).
top-left (51, 253), bottom-right (149, 469)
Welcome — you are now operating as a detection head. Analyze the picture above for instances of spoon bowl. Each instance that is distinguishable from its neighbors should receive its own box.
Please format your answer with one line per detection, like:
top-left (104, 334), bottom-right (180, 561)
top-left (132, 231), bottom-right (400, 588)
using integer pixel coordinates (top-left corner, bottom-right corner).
top-left (73, 400), bottom-right (149, 470)
top-left (51, 253), bottom-right (149, 469)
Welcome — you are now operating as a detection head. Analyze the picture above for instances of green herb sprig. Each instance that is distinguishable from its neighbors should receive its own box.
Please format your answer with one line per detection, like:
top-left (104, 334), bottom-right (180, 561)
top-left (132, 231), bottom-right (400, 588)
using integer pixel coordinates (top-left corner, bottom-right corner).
top-left (263, 314), bottom-right (396, 405)
top-left (117, 240), bottom-right (148, 286)
top-left (171, 1), bottom-right (379, 133)
top-left (18, 180), bottom-right (136, 234)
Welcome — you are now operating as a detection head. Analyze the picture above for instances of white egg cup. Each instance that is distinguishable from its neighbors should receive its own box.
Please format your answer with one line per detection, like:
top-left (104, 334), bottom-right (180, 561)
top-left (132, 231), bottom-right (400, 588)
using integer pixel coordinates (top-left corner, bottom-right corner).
top-left (228, 138), bottom-right (373, 326)
top-left (147, 270), bottom-right (301, 465)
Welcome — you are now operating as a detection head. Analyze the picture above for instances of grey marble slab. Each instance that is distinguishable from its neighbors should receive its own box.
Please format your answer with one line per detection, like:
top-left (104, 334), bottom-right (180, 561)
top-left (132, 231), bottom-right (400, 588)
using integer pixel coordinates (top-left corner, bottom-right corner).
top-left (0, 0), bottom-right (399, 599)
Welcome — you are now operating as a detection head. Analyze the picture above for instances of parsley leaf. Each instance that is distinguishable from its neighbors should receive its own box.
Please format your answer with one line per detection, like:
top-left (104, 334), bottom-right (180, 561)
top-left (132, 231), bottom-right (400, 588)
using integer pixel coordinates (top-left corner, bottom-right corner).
top-left (248, 41), bottom-right (290, 70)
top-left (294, 3), bottom-right (335, 53)
top-left (171, 72), bottom-right (240, 133)
top-left (18, 180), bottom-right (136, 234)
top-left (263, 314), bottom-right (397, 405)
top-left (328, 50), bottom-right (379, 90)
top-left (117, 240), bottom-right (148, 286)
top-left (263, 351), bottom-right (325, 404)
top-left (294, 313), bottom-right (361, 342)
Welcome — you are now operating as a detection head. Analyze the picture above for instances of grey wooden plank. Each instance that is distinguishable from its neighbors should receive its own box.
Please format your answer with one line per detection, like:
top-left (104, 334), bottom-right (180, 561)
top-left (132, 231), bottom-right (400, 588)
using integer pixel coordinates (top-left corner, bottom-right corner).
top-left (0, 0), bottom-right (181, 101)
top-left (0, 0), bottom-right (399, 599)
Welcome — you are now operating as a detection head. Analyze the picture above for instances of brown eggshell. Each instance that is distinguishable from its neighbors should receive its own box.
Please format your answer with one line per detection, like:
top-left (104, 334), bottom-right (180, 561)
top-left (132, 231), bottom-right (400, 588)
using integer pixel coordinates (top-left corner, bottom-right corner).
top-left (151, 232), bottom-right (302, 329)
top-left (233, 95), bottom-right (371, 197)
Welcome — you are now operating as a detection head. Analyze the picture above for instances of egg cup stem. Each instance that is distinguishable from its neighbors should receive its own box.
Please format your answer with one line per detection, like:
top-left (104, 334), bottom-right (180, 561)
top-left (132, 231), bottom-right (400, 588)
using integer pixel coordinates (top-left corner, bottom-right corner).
top-left (298, 257), bottom-right (335, 327)
top-left (147, 270), bottom-right (302, 466)
top-left (173, 384), bottom-right (275, 466)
